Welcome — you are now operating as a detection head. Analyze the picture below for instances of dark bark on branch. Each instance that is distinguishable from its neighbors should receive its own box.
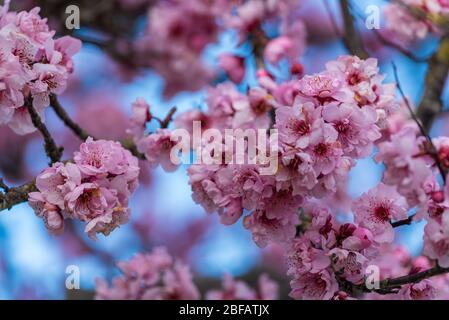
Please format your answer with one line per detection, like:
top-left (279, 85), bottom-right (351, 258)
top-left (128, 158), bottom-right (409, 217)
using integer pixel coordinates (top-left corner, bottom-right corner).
top-left (251, 27), bottom-right (268, 69)
top-left (416, 35), bottom-right (449, 132)
top-left (339, 0), bottom-right (369, 59)
top-left (50, 95), bottom-right (146, 159)
top-left (357, 265), bottom-right (449, 294)
top-left (154, 107), bottom-right (177, 129)
top-left (0, 180), bottom-right (36, 211)
top-left (26, 99), bottom-right (63, 164)
top-left (391, 215), bottom-right (415, 228)
top-left (50, 95), bottom-right (91, 141)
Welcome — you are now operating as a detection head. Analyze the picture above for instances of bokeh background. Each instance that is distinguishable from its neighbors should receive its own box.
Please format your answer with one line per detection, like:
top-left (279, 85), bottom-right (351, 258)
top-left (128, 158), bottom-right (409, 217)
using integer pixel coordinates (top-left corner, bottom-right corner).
top-left (0, 0), bottom-right (448, 299)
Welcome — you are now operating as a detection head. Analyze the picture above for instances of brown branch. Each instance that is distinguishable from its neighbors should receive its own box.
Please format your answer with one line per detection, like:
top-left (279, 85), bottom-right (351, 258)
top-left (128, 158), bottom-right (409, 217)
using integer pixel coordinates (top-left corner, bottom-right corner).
top-left (392, 62), bottom-right (448, 182)
top-left (339, 0), bottom-right (369, 59)
top-left (50, 95), bottom-right (145, 159)
top-left (0, 100), bottom-right (179, 213)
top-left (391, 214), bottom-right (415, 228)
top-left (154, 106), bottom-right (177, 129)
top-left (250, 27), bottom-right (268, 69)
top-left (357, 264), bottom-right (449, 294)
top-left (0, 180), bottom-right (37, 211)
top-left (26, 99), bottom-right (63, 164)
top-left (416, 35), bottom-right (449, 132)
top-left (50, 95), bottom-right (91, 141)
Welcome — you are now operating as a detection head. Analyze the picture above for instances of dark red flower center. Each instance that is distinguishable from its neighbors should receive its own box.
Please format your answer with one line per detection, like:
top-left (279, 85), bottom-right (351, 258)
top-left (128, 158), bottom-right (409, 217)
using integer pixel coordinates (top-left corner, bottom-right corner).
top-left (374, 206), bottom-right (390, 222)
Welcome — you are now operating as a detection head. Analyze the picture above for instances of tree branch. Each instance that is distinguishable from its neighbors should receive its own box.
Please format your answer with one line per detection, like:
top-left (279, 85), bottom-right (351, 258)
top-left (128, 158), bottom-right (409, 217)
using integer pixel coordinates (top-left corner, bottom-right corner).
top-left (250, 27), bottom-right (268, 69)
top-left (358, 265), bottom-right (449, 294)
top-left (416, 35), bottom-right (449, 132)
top-left (26, 99), bottom-right (63, 164)
top-left (50, 95), bottom-right (145, 159)
top-left (0, 180), bottom-right (37, 211)
top-left (154, 106), bottom-right (177, 129)
top-left (391, 214), bottom-right (415, 228)
top-left (339, 0), bottom-right (369, 59)
top-left (50, 95), bottom-right (91, 141)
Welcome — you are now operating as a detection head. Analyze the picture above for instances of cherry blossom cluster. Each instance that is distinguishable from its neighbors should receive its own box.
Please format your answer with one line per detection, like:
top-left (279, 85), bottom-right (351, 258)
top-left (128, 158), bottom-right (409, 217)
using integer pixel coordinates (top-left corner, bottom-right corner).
top-left (173, 55), bottom-right (396, 248)
top-left (285, 193), bottom-right (448, 300)
top-left (224, 0), bottom-right (306, 67)
top-left (375, 112), bottom-right (449, 269)
top-left (286, 201), bottom-right (373, 300)
top-left (282, 103), bottom-right (449, 299)
top-left (384, 0), bottom-right (449, 44)
top-left (28, 138), bottom-right (139, 239)
top-left (132, 0), bottom-right (306, 96)
top-left (0, 0), bottom-right (81, 134)
top-left (95, 247), bottom-right (279, 300)
top-left (364, 245), bottom-right (449, 300)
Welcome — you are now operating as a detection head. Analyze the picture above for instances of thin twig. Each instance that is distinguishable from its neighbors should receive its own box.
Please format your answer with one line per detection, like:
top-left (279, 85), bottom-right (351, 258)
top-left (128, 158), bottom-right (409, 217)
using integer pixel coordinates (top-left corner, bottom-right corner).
top-left (26, 99), bottom-right (63, 164)
top-left (391, 214), bottom-right (415, 228)
top-left (50, 95), bottom-right (91, 141)
top-left (392, 62), bottom-right (447, 183)
top-left (154, 106), bottom-right (177, 129)
top-left (50, 95), bottom-right (146, 159)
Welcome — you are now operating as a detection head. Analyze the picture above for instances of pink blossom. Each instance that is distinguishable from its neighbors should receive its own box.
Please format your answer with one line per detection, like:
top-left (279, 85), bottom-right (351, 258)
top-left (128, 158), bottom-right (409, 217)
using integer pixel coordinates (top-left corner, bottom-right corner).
top-left (264, 36), bottom-right (294, 65)
top-left (29, 139), bottom-right (139, 239)
top-left (329, 248), bottom-right (368, 284)
top-left (275, 101), bottom-right (323, 149)
top-left (232, 87), bottom-right (273, 129)
top-left (289, 269), bottom-right (339, 300)
top-left (34, 162), bottom-right (81, 208)
top-left (128, 97), bottom-right (151, 139)
top-left (0, 4), bottom-right (80, 134)
top-left (297, 72), bottom-right (347, 104)
top-left (398, 280), bottom-right (436, 300)
top-left (375, 127), bottom-right (433, 207)
top-left (352, 183), bottom-right (408, 243)
top-left (206, 273), bottom-right (279, 300)
top-left (322, 102), bottom-right (381, 157)
top-left (95, 247), bottom-right (200, 300)
top-left (243, 209), bottom-right (298, 247)
top-left (340, 225), bottom-right (374, 251)
top-left (423, 213), bottom-right (449, 267)
top-left (28, 192), bottom-right (64, 235)
top-left (75, 137), bottom-right (139, 178)
top-left (383, 3), bottom-right (430, 44)
top-left (219, 54), bottom-right (245, 83)
top-left (307, 123), bottom-right (342, 176)
top-left (286, 237), bottom-right (330, 277)
top-left (137, 129), bottom-right (180, 172)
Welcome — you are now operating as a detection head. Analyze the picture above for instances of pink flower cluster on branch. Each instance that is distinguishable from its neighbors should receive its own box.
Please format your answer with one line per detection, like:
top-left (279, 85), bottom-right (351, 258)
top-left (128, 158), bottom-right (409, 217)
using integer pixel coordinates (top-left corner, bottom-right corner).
top-left (384, 0), bottom-right (449, 44)
top-left (0, 1), bottom-right (81, 134)
top-left (95, 247), bottom-right (279, 300)
top-left (179, 55), bottom-right (396, 248)
top-left (28, 138), bottom-right (139, 239)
